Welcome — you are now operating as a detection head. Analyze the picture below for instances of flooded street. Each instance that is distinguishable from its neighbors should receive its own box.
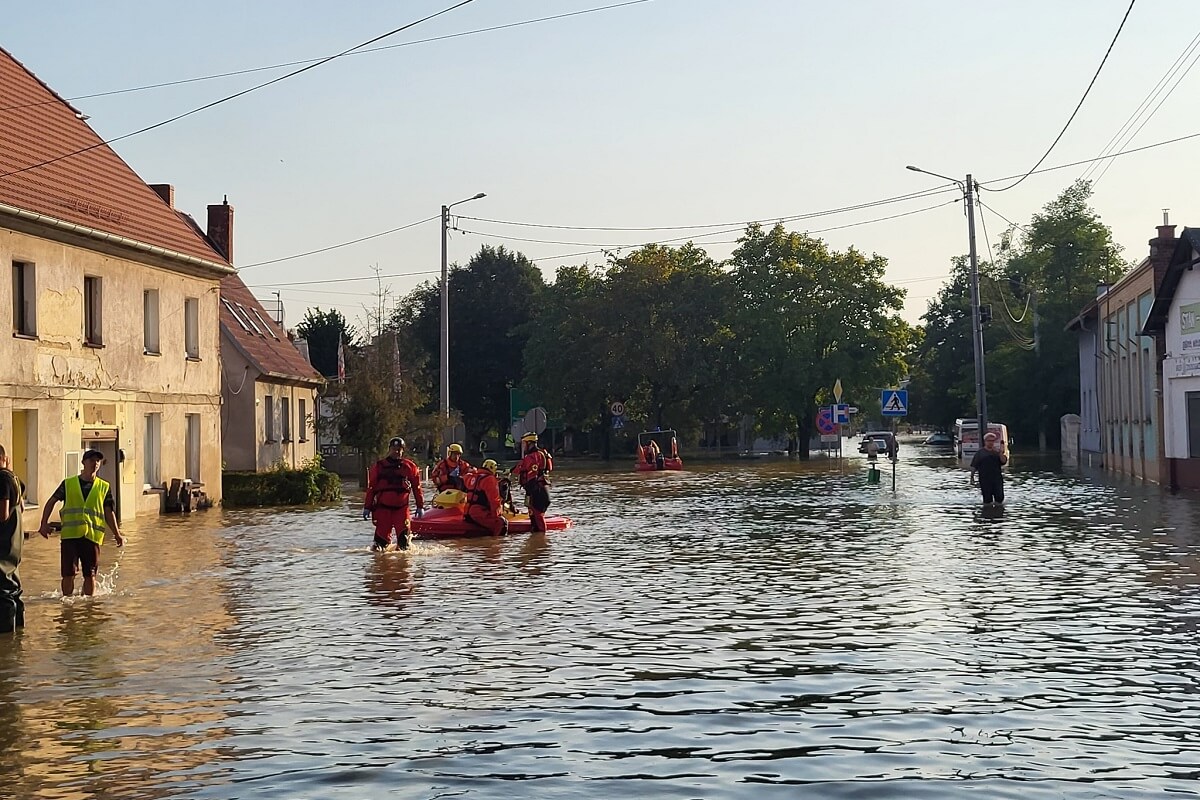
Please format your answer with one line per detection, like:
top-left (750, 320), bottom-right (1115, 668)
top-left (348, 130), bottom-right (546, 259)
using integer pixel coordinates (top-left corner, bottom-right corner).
top-left (3, 449), bottom-right (1200, 798)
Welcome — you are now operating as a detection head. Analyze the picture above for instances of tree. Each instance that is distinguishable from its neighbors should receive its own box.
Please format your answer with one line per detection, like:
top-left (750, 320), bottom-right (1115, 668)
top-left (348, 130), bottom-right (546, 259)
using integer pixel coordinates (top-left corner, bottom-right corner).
top-left (730, 224), bottom-right (908, 457)
top-left (296, 308), bottom-right (357, 380)
top-left (399, 245), bottom-right (547, 441)
top-left (906, 257), bottom-right (976, 430)
top-left (984, 181), bottom-right (1126, 448)
top-left (334, 329), bottom-right (430, 481)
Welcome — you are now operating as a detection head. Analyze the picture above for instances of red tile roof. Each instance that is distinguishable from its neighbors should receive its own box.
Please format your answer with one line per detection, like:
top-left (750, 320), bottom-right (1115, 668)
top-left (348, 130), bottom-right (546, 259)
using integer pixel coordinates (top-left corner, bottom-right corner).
top-left (221, 273), bottom-right (324, 385)
top-left (0, 47), bottom-right (230, 269)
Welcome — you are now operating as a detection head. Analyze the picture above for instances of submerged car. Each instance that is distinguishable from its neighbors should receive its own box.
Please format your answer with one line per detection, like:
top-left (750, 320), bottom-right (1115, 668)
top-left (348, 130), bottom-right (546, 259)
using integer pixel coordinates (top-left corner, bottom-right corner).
top-left (923, 432), bottom-right (953, 446)
top-left (858, 432), bottom-right (898, 455)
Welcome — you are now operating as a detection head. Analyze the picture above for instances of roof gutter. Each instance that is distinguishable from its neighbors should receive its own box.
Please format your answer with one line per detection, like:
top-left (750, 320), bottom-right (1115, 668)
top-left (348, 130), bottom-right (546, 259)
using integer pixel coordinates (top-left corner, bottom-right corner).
top-left (0, 200), bottom-right (235, 275)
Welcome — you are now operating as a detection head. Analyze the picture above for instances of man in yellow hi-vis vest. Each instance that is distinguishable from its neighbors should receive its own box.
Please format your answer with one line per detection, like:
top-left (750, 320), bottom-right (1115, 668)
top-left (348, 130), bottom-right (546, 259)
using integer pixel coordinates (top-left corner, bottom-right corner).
top-left (38, 449), bottom-right (124, 597)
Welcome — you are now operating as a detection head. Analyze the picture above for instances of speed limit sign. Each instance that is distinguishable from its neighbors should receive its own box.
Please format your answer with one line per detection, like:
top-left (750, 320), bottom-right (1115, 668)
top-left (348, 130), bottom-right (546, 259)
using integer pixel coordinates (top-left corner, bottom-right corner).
top-left (610, 401), bottom-right (625, 417)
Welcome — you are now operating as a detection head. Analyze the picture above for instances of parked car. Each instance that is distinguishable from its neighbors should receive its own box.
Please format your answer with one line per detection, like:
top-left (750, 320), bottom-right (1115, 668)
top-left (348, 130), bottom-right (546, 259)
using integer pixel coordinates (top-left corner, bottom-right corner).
top-left (858, 431), bottom-right (898, 456)
top-left (923, 432), bottom-right (953, 446)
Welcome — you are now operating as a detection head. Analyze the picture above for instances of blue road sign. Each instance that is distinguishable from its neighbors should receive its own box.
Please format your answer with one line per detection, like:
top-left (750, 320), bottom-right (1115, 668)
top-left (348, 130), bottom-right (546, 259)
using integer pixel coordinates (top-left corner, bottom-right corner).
top-left (881, 389), bottom-right (908, 417)
top-left (834, 403), bottom-right (850, 425)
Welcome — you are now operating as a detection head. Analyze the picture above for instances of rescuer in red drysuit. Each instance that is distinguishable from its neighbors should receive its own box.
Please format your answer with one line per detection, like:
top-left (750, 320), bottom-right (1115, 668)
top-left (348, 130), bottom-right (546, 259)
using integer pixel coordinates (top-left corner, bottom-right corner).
top-left (364, 436), bottom-right (424, 551)
top-left (464, 459), bottom-right (509, 537)
top-left (512, 432), bottom-right (553, 533)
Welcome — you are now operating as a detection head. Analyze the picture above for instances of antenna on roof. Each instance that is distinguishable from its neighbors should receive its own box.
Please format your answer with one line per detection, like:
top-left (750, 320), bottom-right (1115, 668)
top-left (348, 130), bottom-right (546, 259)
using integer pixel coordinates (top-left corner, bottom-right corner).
top-left (1163, 208), bottom-right (1170, 226)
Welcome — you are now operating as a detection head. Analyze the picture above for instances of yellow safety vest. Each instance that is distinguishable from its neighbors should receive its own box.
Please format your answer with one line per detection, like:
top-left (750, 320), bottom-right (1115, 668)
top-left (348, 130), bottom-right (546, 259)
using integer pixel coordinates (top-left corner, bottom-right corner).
top-left (61, 475), bottom-right (109, 544)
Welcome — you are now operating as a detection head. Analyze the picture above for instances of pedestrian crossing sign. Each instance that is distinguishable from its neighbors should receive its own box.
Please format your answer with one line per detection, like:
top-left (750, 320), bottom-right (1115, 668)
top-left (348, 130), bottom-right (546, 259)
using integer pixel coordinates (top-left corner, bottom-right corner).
top-left (881, 389), bottom-right (908, 417)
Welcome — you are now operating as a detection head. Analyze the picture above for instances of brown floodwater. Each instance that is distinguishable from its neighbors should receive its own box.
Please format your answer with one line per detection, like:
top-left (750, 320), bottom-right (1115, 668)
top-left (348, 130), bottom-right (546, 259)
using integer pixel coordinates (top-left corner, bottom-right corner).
top-left (2, 448), bottom-right (1200, 798)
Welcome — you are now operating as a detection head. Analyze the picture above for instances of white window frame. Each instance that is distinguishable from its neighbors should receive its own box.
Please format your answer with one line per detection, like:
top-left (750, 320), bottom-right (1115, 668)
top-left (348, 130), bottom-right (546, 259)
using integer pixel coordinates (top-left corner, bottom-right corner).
top-left (143, 289), bottom-right (160, 354)
top-left (223, 299), bottom-right (252, 332)
top-left (184, 297), bottom-right (200, 358)
top-left (144, 413), bottom-right (162, 488)
top-left (298, 398), bottom-right (308, 443)
top-left (12, 261), bottom-right (36, 337)
top-left (84, 275), bottom-right (103, 346)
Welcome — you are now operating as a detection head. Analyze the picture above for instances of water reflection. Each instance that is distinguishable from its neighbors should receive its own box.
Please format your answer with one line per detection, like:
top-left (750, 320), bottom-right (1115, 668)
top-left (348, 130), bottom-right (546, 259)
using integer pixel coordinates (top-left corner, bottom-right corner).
top-left (2, 459), bottom-right (1200, 797)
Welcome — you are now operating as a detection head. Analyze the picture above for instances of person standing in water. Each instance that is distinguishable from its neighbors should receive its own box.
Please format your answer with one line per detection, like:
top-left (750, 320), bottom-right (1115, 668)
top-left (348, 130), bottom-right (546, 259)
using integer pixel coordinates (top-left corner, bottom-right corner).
top-left (0, 445), bottom-right (24, 632)
top-left (38, 449), bottom-right (124, 597)
top-left (364, 436), bottom-right (424, 551)
top-left (512, 432), bottom-right (553, 533)
top-left (464, 459), bottom-right (508, 537)
top-left (970, 431), bottom-right (1008, 506)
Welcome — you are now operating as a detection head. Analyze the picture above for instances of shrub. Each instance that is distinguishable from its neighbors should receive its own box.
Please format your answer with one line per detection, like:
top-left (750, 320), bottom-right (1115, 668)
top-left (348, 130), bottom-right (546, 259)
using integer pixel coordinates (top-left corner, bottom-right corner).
top-left (223, 455), bottom-right (342, 507)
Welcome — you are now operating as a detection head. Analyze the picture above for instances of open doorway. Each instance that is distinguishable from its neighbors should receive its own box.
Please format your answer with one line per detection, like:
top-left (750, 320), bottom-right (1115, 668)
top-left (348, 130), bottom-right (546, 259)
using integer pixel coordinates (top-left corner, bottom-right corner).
top-left (80, 428), bottom-right (121, 521)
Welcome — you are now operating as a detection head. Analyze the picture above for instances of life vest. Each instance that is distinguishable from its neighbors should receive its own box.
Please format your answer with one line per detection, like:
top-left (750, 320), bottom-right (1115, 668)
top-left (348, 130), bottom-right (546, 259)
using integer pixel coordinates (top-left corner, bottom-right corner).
top-left (373, 457), bottom-right (413, 508)
top-left (468, 472), bottom-right (494, 509)
top-left (520, 448), bottom-right (553, 486)
top-left (61, 475), bottom-right (109, 544)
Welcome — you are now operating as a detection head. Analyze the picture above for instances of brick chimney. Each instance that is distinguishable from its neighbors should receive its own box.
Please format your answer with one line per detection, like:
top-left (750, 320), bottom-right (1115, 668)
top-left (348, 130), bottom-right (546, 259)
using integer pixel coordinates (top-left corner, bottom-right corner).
top-left (207, 197), bottom-right (234, 263)
top-left (1149, 209), bottom-right (1177, 294)
top-left (149, 184), bottom-right (174, 208)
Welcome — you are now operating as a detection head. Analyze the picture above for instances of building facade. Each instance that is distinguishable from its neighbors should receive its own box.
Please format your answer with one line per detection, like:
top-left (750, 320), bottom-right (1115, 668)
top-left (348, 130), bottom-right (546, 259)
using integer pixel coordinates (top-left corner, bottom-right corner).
top-left (1142, 228), bottom-right (1200, 491)
top-left (1068, 221), bottom-right (1176, 483)
top-left (0, 47), bottom-right (233, 521)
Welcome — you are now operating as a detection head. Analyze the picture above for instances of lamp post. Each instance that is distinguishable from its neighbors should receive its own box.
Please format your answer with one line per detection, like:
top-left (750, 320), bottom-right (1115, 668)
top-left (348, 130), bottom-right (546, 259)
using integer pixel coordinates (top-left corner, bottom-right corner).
top-left (440, 193), bottom-right (487, 433)
top-left (906, 165), bottom-right (987, 438)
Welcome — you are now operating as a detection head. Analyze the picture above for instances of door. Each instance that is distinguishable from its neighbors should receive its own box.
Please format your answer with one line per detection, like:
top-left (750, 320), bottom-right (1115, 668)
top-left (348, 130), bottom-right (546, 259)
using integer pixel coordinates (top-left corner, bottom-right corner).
top-left (81, 428), bottom-right (121, 521)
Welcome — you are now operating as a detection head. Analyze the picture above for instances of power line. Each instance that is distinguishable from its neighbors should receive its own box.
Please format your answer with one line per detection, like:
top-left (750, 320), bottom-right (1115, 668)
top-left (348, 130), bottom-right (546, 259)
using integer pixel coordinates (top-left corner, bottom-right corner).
top-left (238, 215), bottom-right (438, 270)
top-left (983, 0), bottom-right (1137, 193)
top-left (0, 0), bottom-right (477, 180)
top-left (980, 126), bottom-right (1200, 188)
top-left (1090, 34), bottom-right (1200, 186)
top-left (245, 269), bottom-right (441, 289)
top-left (1081, 29), bottom-right (1200, 184)
top-left (456, 185), bottom-right (959, 232)
top-left (0, 1), bottom-right (651, 114)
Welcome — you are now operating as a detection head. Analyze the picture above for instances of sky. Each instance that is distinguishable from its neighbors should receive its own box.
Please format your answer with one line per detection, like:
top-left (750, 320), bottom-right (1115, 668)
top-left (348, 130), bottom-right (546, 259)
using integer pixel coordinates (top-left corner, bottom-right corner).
top-left (5, 0), bottom-right (1199, 331)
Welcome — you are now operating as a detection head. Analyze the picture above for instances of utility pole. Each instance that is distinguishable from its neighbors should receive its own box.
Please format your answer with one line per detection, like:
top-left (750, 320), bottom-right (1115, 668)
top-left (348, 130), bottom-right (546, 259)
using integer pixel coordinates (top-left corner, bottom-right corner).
top-left (440, 204), bottom-right (450, 426)
top-left (965, 174), bottom-right (988, 438)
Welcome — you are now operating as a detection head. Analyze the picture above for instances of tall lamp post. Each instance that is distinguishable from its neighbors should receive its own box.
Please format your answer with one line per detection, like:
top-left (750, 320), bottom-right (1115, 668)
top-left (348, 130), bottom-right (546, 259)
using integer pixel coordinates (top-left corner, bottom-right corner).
top-left (440, 192), bottom-right (487, 433)
top-left (906, 165), bottom-right (987, 438)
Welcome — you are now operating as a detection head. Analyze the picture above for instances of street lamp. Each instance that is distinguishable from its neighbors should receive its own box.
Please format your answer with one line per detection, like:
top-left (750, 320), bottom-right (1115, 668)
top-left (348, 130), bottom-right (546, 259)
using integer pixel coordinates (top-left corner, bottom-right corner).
top-left (906, 165), bottom-right (988, 439)
top-left (441, 192), bottom-right (487, 430)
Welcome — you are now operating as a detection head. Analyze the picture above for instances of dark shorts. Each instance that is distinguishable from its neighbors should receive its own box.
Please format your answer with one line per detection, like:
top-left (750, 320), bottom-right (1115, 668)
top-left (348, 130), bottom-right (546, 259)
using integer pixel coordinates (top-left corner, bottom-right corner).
top-left (61, 537), bottom-right (101, 578)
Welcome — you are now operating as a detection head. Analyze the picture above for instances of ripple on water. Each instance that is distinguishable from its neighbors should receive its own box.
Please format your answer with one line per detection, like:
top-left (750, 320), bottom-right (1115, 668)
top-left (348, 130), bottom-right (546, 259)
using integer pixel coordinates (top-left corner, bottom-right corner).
top-left (4, 456), bottom-right (1200, 798)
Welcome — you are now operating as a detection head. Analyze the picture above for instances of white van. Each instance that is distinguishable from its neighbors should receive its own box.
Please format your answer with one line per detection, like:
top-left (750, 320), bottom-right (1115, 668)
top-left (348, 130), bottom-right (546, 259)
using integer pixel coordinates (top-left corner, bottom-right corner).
top-left (955, 419), bottom-right (1009, 460)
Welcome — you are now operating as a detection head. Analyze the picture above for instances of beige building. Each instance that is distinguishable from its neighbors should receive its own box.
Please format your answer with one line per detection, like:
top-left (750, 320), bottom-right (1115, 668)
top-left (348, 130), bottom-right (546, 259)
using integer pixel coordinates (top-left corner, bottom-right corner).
top-left (0, 47), bottom-right (233, 522)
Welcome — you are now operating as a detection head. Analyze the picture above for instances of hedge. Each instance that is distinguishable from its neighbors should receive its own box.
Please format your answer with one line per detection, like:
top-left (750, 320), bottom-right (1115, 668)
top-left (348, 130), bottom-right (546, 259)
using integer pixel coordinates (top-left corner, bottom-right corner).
top-left (223, 456), bottom-right (342, 507)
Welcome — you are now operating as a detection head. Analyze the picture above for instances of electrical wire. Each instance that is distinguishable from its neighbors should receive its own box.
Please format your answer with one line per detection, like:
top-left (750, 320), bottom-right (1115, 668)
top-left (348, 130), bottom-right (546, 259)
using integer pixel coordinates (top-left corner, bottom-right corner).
top-left (0, 0), bottom-right (477, 180)
top-left (238, 215), bottom-right (438, 270)
top-left (1090, 34), bottom-right (1200, 186)
top-left (0, 1), bottom-right (651, 114)
top-left (976, 200), bottom-right (1032, 325)
top-left (983, 0), bottom-right (1137, 192)
top-left (456, 185), bottom-right (959, 232)
top-left (1081, 29), bottom-right (1200, 184)
top-left (245, 269), bottom-right (441, 289)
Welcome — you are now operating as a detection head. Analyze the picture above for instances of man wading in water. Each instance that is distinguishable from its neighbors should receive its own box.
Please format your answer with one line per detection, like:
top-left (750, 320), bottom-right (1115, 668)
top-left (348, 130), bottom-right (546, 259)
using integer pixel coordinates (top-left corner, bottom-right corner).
top-left (970, 432), bottom-right (1008, 507)
top-left (38, 450), bottom-right (124, 597)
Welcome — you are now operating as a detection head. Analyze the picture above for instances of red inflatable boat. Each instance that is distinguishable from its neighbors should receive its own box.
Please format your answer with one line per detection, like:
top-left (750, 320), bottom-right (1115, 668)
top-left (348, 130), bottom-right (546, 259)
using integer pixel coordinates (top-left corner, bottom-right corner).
top-left (411, 506), bottom-right (574, 539)
top-left (634, 429), bottom-right (684, 471)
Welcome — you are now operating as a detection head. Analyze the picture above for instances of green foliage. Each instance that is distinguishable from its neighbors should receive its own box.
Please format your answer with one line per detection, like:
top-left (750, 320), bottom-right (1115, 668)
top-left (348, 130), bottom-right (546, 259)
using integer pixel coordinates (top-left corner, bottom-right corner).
top-left (223, 455), bottom-right (342, 507)
top-left (334, 330), bottom-right (427, 461)
top-left (906, 256), bottom-right (976, 430)
top-left (296, 308), bottom-right (357, 381)
top-left (399, 245), bottom-right (546, 440)
top-left (729, 224), bottom-right (909, 455)
top-left (982, 181), bottom-right (1126, 447)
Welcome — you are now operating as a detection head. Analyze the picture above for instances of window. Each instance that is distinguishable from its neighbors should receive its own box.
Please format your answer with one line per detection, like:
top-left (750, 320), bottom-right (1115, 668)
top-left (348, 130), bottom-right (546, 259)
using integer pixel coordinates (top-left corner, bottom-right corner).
top-left (298, 398), bottom-right (308, 442)
top-left (281, 399), bottom-right (292, 442)
top-left (12, 261), bottom-right (36, 337)
top-left (84, 275), bottom-right (103, 345)
top-left (144, 413), bottom-right (162, 488)
top-left (223, 299), bottom-right (251, 332)
top-left (143, 289), bottom-right (160, 354)
top-left (265, 395), bottom-right (275, 442)
top-left (185, 297), bottom-right (199, 358)
top-left (185, 414), bottom-right (201, 482)
top-left (252, 308), bottom-right (279, 340)
top-left (238, 303), bottom-right (264, 336)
